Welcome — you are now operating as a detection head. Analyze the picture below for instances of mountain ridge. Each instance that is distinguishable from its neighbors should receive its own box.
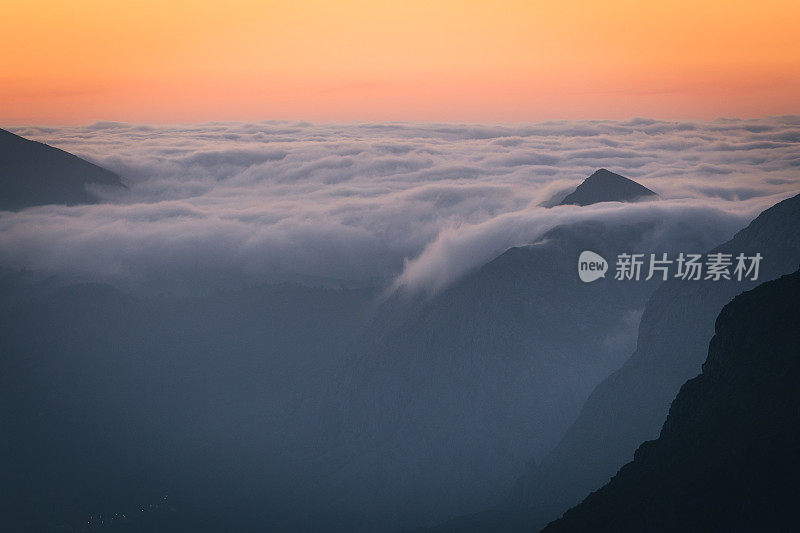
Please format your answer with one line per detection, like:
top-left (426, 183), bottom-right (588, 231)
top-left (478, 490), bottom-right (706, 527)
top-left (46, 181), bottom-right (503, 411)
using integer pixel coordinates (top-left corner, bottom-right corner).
top-left (543, 267), bottom-right (800, 531)
top-left (0, 127), bottom-right (125, 210)
top-left (415, 192), bottom-right (800, 533)
top-left (509, 191), bottom-right (800, 524)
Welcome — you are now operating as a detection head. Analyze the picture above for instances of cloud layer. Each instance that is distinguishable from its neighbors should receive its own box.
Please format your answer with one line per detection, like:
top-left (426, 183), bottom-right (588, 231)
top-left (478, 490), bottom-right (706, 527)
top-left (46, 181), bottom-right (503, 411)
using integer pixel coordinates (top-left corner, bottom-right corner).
top-left (4, 117), bottom-right (800, 293)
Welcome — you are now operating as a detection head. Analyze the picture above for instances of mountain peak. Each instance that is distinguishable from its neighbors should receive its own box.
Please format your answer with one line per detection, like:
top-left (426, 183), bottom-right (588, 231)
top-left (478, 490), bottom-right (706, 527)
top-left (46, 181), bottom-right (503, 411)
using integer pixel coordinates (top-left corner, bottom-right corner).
top-left (558, 169), bottom-right (657, 207)
top-left (0, 127), bottom-right (125, 211)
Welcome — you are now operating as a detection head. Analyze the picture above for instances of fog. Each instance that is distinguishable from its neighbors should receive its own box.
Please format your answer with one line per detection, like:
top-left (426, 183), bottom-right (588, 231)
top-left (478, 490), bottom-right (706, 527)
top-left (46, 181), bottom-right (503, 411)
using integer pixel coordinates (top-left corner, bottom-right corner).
top-left (4, 117), bottom-right (799, 293)
top-left (2, 118), bottom-right (800, 532)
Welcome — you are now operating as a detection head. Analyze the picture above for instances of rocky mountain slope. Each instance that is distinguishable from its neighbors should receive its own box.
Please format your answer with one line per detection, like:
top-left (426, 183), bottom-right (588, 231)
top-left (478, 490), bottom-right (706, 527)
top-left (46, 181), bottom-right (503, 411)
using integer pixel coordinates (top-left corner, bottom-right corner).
top-left (0, 128), bottom-right (124, 210)
top-left (507, 192), bottom-right (800, 528)
top-left (544, 268), bottom-right (800, 531)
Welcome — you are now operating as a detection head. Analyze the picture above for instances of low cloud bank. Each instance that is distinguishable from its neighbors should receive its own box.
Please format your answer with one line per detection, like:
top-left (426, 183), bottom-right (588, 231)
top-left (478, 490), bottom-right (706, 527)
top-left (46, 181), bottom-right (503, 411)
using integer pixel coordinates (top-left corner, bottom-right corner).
top-left (4, 117), bottom-right (799, 293)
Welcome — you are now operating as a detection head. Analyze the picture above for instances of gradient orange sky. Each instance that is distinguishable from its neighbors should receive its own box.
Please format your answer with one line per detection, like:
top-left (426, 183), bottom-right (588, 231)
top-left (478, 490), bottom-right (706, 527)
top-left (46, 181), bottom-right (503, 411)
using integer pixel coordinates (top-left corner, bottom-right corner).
top-left (2, 0), bottom-right (799, 124)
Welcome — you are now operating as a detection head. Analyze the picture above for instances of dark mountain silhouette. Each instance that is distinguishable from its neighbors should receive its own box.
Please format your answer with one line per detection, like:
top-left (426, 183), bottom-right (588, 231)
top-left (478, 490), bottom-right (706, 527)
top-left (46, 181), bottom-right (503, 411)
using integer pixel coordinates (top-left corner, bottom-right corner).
top-left (0, 128), bottom-right (124, 210)
top-left (0, 214), bottom-right (727, 533)
top-left (325, 215), bottom-right (729, 531)
top-left (414, 193), bottom-right (800, 533)
top-left (0, 143), bottom-right (774, 531)
top-left (543, 268), bottom-right (800, 532)
top-left (509, 192), bottom-right (800, 526)
top-left (557, 169), bottom-right (657, 206)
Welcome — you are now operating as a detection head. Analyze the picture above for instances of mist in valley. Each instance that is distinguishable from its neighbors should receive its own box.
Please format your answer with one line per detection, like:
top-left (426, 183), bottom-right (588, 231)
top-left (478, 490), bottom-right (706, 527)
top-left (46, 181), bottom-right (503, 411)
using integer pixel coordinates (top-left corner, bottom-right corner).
top-left (2, 117), bottom-right (800, 531)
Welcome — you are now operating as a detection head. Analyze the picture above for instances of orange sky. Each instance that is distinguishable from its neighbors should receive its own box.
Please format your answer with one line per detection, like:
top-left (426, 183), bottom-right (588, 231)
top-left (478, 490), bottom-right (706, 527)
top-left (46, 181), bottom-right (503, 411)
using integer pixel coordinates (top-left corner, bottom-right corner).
top-left (2, 0), bottom-right (799, 124)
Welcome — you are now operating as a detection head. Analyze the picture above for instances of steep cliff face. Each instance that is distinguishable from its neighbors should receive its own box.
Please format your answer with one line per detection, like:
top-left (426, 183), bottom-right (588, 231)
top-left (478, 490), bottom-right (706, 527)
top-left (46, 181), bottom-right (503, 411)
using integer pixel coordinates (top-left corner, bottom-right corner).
top-left (543, 268), bottom-right (800, 531)
top-left (513, 193), bottom-right (800, 515)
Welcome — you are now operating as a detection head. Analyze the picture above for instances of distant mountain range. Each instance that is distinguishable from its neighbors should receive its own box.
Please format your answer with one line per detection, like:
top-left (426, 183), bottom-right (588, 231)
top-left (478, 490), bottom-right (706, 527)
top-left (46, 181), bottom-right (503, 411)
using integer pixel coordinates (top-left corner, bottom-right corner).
top-left (511, 192), bottom-right (800, 522)
top-left (303, 171), bottom-right (719, 530)
top-left (0, 128), bottom-right (124, 210)
top-left (544, 267), bottom-right (800, 531)
top-left (418, 191), bottom-right (800, 532)
top-left (0, 167), bottom-right (711, 532)
top-left (325, 220), bottom-right (667, 530)
top-left (2, 148), bottom-right (797, 533)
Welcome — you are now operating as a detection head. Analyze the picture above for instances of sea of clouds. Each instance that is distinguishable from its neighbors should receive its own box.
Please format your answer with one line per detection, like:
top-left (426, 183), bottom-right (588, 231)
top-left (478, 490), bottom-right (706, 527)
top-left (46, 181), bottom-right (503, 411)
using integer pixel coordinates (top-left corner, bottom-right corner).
top-left (3, 117), bottom-right (800, 294)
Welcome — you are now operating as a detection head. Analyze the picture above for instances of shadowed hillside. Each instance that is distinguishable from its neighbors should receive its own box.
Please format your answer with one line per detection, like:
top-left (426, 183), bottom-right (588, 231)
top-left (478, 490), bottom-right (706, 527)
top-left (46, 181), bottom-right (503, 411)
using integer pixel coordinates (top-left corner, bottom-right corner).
top-left (0, 128), bottom-right (124, 210)
top-left (512, 192), bottom-right (800, 519)
top-left (417, 193), bottom-right (800, 533)
top-left (544, 268), bottom-right (800, 531)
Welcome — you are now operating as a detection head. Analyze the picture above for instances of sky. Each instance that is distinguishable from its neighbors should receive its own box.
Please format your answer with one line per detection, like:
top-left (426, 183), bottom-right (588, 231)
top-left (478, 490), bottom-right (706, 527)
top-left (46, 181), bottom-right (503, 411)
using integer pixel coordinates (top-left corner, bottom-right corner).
top-left (2, 0), bottom-right (800, 124)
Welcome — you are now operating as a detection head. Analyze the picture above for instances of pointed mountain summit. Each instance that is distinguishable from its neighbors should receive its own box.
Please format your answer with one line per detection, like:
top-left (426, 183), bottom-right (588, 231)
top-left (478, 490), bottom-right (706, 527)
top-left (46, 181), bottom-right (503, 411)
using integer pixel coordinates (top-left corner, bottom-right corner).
top-left (0, 128), bottom-right (125, 211)
top-left (558, 169), bottom-right (657, 206)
